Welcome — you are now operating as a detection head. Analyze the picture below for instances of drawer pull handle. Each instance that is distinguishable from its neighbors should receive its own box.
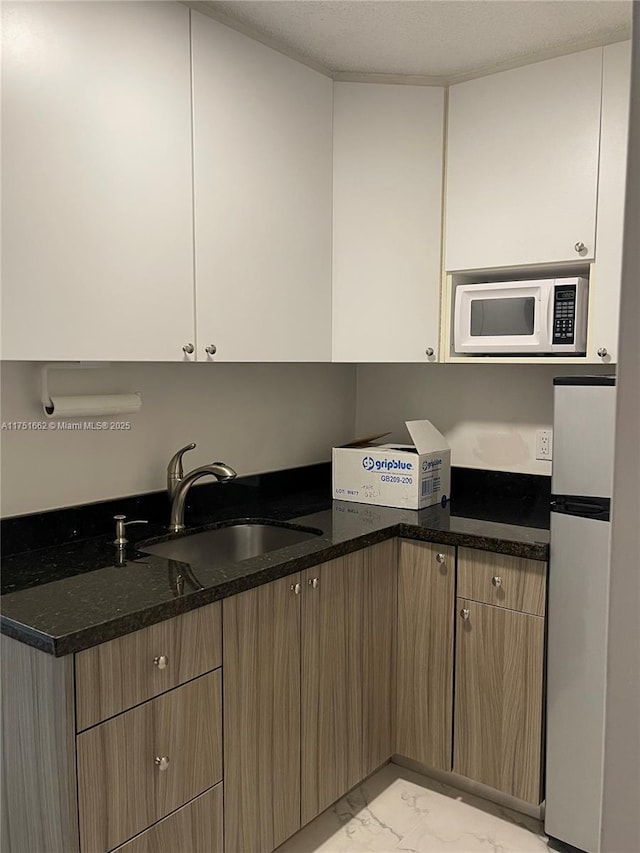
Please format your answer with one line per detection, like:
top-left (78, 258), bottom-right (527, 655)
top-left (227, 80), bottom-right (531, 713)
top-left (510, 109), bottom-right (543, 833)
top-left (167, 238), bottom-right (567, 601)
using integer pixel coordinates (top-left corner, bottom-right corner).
top-left (460, 608), bottom-right (470, 621)
top-left (308, 577), bottom-right (319, 589)
top-left (153, 655), bottom-right (169, 670)
top-left (491, 576), bottom-right (503, 588)
top-left (436, 553), bottom-right (446, 564)
top-left (155, 755), bottom-right (170, 771)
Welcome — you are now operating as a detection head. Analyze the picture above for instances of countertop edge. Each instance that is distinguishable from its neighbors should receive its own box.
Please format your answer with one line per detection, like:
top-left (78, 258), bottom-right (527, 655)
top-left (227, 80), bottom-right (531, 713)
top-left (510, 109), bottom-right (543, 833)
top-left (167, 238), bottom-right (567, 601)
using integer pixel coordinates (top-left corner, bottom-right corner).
top-left (1, 523), bottom-right (548, 657)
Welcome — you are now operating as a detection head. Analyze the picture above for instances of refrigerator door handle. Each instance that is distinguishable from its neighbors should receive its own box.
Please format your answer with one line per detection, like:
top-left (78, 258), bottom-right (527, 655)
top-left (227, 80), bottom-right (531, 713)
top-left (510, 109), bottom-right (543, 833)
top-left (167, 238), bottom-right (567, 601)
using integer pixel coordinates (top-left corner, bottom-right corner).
top-left (551, 495), bottom-right (611, 521)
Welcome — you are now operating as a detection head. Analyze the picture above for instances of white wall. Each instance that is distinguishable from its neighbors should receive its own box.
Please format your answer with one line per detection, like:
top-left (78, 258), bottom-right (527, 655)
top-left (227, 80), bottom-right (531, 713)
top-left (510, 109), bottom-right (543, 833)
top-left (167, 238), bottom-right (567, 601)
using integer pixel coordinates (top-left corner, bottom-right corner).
top-left (0, 362), bottom-right (357, 517)
top-left (601, 6), bottom-right (640, 850)
top-left (355, 363), bottom-right (612, 476)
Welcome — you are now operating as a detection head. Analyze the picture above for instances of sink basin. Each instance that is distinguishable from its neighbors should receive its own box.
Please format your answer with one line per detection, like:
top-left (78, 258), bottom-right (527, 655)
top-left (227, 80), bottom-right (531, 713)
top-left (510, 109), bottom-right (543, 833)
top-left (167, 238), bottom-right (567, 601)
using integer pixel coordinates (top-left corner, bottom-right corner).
top-left (139, 520), bottom-right (323, 566)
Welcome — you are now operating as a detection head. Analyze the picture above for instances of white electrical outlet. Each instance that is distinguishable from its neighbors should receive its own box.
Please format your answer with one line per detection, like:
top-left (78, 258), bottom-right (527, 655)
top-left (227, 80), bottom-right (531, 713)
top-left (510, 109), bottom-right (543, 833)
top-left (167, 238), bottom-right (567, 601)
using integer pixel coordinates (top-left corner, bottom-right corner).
top-left (536, 429), bottom-right (553, 461)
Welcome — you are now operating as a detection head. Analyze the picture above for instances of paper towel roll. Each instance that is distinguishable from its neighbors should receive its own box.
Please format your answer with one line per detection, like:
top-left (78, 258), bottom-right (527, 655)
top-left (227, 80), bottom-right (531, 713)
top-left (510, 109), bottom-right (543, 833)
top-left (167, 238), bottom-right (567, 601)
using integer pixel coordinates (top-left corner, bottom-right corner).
top-left (43, 393), bottom-right (142, 418)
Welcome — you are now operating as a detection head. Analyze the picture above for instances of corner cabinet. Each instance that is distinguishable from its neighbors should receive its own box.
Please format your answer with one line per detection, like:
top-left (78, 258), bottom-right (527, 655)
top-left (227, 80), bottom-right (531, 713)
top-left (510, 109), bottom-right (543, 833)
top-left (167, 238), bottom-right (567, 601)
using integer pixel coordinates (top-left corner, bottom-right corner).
top-left (445, 47), bottom-right (603, 272)
top-left (190, 11), bottom-right (332, 362)
top-left (332, 83), bottom-right (445, 362)
top-left (1, 2), bottom-right (196, 362)
top-left (395, 540), bottom-right (455, 770)
top-left (223, 540), bottom-right (396, 852)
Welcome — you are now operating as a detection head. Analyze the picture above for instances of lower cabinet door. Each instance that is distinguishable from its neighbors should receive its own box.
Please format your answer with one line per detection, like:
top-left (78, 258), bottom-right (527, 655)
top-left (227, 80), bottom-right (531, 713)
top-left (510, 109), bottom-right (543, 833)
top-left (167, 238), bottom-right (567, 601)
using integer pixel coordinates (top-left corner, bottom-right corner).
top-left (396, 541), bottom-right (455, 771)
top-left (362, 540), bottom-right (397, 777)
top-left (77, 671), bottom-right (222, 852)
top-left (223, 575), bottom-right (301, 853)
top-left (453, 599), bottom-right (544, 803)
top-left (301, 553), bottom-right (364, 825)
top-left (111, 784), bottom-right (223, 853)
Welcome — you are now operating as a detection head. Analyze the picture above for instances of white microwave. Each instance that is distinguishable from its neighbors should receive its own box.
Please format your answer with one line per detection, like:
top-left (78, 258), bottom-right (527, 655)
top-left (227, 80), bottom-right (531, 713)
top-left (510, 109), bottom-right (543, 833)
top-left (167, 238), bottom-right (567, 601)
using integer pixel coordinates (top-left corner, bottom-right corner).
top-left (454, 277), bottom-right (588, 355)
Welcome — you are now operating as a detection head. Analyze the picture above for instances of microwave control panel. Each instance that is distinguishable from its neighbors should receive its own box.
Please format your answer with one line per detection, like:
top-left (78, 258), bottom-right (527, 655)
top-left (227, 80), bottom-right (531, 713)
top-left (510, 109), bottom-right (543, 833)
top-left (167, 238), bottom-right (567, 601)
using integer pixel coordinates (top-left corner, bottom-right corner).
top-left (552, 285), bottom-right (577, 344)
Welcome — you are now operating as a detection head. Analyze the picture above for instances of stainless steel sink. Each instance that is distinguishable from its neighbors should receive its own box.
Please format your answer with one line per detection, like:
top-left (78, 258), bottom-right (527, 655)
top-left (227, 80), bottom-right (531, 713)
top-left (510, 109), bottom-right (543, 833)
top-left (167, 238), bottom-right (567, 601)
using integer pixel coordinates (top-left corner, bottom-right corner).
top-left (139, 520), bottom-right (323, 566)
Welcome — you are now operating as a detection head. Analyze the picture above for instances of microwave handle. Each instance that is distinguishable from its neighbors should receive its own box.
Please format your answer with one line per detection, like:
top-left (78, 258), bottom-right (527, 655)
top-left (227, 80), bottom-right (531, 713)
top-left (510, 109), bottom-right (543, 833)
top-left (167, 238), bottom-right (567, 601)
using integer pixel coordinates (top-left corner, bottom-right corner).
top-left (542, 284), bottom-right (554, 349)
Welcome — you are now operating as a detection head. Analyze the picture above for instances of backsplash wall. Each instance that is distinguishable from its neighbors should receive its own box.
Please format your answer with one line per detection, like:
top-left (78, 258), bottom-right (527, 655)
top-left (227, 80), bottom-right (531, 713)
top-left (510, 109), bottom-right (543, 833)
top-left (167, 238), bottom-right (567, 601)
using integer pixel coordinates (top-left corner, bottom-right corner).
top-left (355, 363), bottom-right (613, 476)
top-left (0, 362), bottom-right (357, 517)
top-left (1, 360), bottom-right (614, 517)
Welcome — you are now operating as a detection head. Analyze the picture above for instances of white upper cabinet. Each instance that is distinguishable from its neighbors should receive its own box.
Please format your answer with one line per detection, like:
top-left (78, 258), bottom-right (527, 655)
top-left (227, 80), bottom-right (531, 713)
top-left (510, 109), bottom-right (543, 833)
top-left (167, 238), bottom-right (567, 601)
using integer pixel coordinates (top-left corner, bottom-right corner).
top-left (332, 83), bottom-right (445, 362)
top-left (445, 48), bottom-right (603, 272)
top-left (590, 41), bottom-right (632, 364)
top-left (1, 2), bottom-right (195, 361)
top-left (191, 11), bottom-right (332, 362)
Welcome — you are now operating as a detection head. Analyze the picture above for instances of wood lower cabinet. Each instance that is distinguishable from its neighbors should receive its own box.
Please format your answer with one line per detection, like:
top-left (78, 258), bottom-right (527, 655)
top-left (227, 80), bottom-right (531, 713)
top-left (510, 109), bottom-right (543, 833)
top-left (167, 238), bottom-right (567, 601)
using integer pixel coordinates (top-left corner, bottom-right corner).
top-left (453, 598), bottom-right (545, 804)
top-left (2, 626), bottom-right (224, 853)
top-left (223, 542), bottom-right (397, 848)
top-left (75, 601), bottom-right (222, 731)
top-left (77, 670), bottom-right (223, 852)
top-left (2, 537), bottom-right (550, 853)
top-left (301, 542), bottom-right (396, 824)
top-left (362, 540), bottom-right (397, 776)
top-left (395, 540), bottom-right (455, 770)
top-left (301, 553), bottom-right (364, 824)
top-left (111, 784), bottom-right (223, 853)
top-left (457, 547), bottom-right (546, 616)
top-left (223, 574), bottom-right (301, 853)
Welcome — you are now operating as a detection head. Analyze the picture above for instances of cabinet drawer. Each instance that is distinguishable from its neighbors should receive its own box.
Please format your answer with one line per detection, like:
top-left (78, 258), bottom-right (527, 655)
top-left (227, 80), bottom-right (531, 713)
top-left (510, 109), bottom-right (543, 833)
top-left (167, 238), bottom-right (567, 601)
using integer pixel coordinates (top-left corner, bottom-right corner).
top-left (75, 601), bottom-right (221, 730)
top-left (77, 670), bottom-right (222, 853)
top-left (111, 784), bottom-right (223, 853)
top-left (457, 548), bottom-right (546, 616)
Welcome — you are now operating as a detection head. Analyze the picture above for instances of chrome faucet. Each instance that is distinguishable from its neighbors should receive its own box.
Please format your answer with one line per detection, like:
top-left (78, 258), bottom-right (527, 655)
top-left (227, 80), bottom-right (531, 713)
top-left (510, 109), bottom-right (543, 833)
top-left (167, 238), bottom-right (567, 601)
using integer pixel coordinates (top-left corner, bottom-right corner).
top-left (167, 443), bottom-right (237, 533)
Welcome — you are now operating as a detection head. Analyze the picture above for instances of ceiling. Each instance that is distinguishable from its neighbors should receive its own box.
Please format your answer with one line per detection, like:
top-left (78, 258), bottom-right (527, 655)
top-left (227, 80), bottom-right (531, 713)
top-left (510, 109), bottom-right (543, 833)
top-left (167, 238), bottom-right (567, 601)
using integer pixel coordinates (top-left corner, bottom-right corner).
top-left (196, 0), bottom-right (632, 83)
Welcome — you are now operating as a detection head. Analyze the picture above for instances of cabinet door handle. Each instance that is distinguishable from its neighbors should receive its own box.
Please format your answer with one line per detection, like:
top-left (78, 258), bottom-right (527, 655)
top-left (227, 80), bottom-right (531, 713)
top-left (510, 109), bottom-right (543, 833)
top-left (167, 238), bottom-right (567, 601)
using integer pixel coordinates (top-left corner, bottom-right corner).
top-left (290, 582), bottom-right (301, 595)
top-left (153, 655), bottom-right (169, 670)
top-left (460, 608), bottom-right (470, 621)
top-left (308, 577), bottom-right (319, 589)
top-left (154, 755), bottom-right (170, 771)
top-left (574, 241), bottom-right (587, 254)
top-left (182, 343), bottom-right (195, 355)
top-left (597, 347), bottom-right (608, 358)
top-left (436, 553), bottom-right (446, 564)
top-left (491, 576), bottom-right (503, 588)
top-left (425, 347), bottom-right (435, 358)
top-left (205, 344), bottom-right (217, 356)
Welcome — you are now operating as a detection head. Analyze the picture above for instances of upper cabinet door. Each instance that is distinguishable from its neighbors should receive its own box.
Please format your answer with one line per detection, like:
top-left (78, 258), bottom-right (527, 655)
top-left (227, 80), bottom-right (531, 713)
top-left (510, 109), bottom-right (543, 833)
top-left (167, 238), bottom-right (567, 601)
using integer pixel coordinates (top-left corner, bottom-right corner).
top-left (191, 11), bottom-right (332, 363)
top-left (590, 40), bottom-right (632, 365)
top-left (1, 2), bottom-right (195, 361)
top-left (332, 83), bottom-right (445, 362)
top-left (445, 48), bottom-right (603, 272)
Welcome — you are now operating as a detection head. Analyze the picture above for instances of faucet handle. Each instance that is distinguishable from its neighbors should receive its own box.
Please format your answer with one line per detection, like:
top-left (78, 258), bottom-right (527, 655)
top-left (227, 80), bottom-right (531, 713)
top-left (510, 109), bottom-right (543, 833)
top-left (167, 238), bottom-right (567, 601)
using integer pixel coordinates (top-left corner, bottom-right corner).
top-left (167, 443), bottom-right (196, 497)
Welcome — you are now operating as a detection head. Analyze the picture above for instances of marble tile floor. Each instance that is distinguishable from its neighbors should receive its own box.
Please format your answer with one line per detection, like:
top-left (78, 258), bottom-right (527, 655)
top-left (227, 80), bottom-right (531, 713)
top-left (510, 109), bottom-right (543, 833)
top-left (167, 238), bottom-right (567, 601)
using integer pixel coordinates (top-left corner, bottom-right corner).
top-left (276, 763), bottom-right (555, 853)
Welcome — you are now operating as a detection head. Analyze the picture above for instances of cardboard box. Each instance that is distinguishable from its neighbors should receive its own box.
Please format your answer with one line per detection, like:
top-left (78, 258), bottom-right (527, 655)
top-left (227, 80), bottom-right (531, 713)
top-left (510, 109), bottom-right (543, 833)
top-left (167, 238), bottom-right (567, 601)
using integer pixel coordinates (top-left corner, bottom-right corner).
top-left (332, 420), bottom-right (451, 510)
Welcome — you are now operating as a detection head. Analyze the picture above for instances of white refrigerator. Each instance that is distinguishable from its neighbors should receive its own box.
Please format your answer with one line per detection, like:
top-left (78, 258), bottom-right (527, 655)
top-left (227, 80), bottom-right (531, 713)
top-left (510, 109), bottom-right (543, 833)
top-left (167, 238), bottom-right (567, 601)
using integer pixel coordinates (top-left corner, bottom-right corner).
top-left (545, 376), bottom-right (616, 853)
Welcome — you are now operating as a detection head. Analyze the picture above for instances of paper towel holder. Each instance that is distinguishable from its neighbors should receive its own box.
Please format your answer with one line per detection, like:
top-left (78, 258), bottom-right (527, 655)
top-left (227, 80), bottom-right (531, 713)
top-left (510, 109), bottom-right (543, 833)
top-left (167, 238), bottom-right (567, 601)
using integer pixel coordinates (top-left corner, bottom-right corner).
top-left (41, 362), bottom-right (142, 418)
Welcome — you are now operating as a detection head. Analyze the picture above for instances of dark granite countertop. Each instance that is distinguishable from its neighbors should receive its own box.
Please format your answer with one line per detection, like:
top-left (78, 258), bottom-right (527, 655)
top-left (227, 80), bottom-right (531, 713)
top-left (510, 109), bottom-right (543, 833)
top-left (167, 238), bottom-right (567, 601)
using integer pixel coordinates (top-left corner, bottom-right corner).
top-left (1, 487), bottom-right (549, 657)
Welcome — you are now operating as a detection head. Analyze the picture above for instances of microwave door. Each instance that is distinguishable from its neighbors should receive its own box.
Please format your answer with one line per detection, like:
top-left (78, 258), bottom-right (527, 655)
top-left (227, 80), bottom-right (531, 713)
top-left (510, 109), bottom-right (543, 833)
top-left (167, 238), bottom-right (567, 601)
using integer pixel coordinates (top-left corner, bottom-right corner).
top-left (455, 285), bottom-right (545, 353)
